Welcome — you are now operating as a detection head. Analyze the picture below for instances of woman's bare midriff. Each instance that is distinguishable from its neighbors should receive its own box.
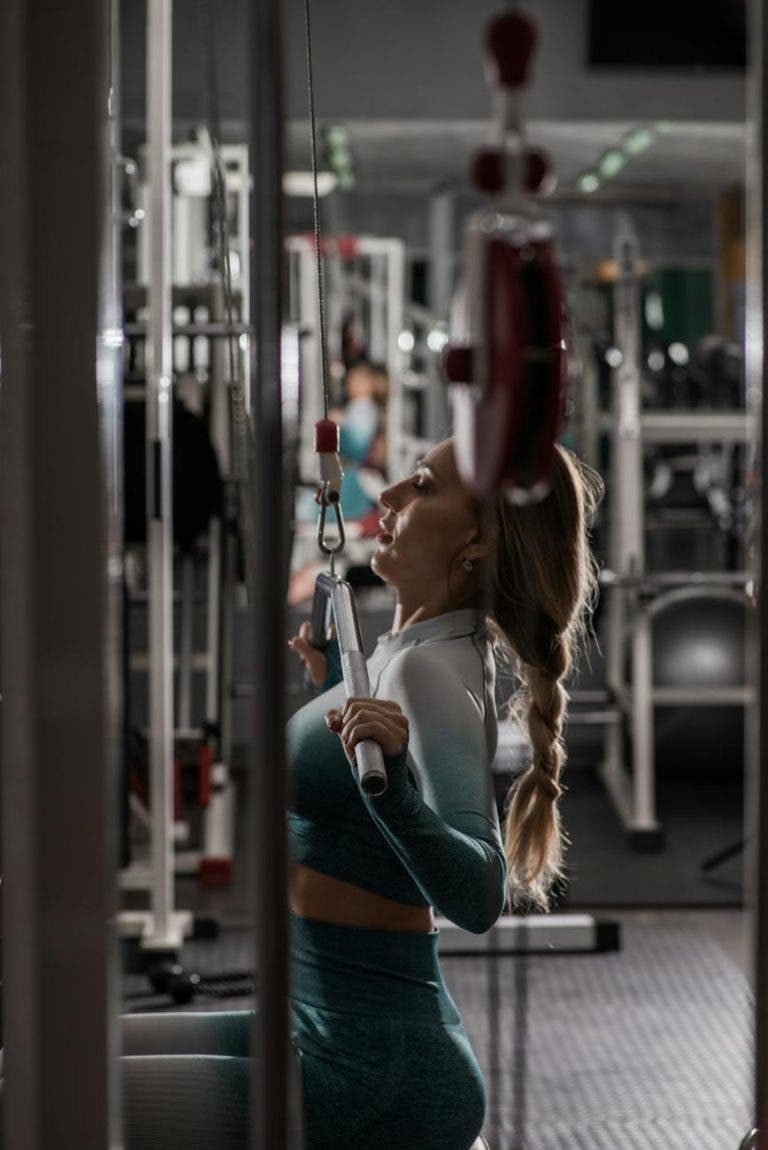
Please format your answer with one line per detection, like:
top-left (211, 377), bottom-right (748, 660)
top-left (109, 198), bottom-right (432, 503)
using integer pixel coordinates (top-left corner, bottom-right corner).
top-left (289, 862), bottom-right (435, 933)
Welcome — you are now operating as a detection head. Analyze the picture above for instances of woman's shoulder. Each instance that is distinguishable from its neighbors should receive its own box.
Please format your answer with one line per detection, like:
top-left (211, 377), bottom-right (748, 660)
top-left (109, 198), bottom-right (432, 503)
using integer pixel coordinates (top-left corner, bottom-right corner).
top-left (382, 634), bottom-right (490, 705)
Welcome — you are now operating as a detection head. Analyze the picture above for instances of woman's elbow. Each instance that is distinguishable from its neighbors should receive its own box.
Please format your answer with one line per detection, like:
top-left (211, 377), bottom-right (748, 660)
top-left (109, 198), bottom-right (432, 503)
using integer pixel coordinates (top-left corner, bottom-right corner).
top-left (462, 861), bottom-right (507, 935)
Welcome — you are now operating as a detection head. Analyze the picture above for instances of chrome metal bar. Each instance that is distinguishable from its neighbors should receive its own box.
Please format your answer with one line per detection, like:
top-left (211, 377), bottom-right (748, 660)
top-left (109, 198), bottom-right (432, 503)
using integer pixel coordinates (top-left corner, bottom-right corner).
top-left (311, 573), bottom-right (388, 796)
top-left (641, 411), bottom-right (753, 444)
top-left (178, 554), bottom-right (195, 732)
top-left (0, 0), bottom-right (118, 1142)
top-left (125, 320), bottom-right (253, 336)
top-left (249, 0), bottom-right (292, 1142)
top-left (632, 606), bottom-right (658, 831)
top-left (387, 242), bottom-right (407, 480)
top-left (653, 687), bottom-right (753, 706)
top-left (146, 0), bottom-right (175, 944)
top-left (566, 709), bottom-right (623, 726)
top-left (748, 2), bottom-right (768, 1141)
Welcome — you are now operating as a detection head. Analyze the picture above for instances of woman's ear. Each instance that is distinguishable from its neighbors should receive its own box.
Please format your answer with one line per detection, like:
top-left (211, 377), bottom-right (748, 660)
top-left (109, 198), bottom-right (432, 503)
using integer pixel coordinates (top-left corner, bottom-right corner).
top-left (465, 541), bottom-right (490, 563)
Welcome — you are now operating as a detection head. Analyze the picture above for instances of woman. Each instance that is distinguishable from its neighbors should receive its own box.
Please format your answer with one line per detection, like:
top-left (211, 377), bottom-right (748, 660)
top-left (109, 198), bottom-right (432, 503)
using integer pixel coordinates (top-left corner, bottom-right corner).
top-left (122, 438), bottom-right (601, 1150)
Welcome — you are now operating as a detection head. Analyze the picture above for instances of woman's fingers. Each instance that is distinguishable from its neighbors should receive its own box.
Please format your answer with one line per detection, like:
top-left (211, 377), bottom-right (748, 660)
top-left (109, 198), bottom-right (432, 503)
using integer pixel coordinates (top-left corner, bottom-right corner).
top-left (343, 719), bottom-right (407, 758)
top-left (324, 709), bottom-right (343, 733)
top-left (342, 697), bottom-right (402, 719)
top-left (288, 630), bottom-right (328, 688)
top-left (342, 707), bottom-right (407, 735)
top-left (326, 704), bottom-right (408, 759)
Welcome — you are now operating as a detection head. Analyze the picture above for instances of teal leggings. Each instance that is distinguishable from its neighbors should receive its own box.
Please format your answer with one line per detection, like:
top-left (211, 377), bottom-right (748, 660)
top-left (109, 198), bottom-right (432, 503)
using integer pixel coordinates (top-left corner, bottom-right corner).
top-left (123, 913), bottom-right (486, 1150)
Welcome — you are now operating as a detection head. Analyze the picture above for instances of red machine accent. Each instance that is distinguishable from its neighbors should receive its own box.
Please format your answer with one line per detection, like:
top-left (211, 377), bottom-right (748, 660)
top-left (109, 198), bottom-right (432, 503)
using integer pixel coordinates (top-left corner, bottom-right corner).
top-left (199, 858), bottom-right (233, 887)
top-left (443, 346), bottom-right (474, 385)
top-left (443, 8), bottom-right (567, 503)
top-left (314, 418), bottom-right (339, 453)
top-left (484, 10), bottom-right (538, 89)
top-left (524, 148), bottom-right (554, 196)
top-left (301, 233), bottom-right (360, 259)
top-left (472, 149), bottom-right (506, 196)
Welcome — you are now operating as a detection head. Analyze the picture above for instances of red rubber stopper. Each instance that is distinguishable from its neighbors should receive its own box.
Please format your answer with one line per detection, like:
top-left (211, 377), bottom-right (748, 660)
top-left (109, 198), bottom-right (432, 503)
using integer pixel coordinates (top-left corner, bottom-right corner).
top-left (485, 11), bottom-right (538, 89)
top-left (335, 234), bottom-right (360, 260)
top-left (442, 346), bottom-right (475, 385)
top-left (472, 148), bottom-right (506, 195)
top-left (524, 147), bottom-right (555, 196)
top-left (314, 418), bottom-right (339, 453)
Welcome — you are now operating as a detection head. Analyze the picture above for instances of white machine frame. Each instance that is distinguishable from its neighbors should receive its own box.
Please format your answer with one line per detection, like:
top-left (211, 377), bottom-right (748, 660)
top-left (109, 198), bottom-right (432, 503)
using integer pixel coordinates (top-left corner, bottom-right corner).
top-left (582, 228), bottom-right (755, 847)
top-left (120, 131), bottom-right (251, 939)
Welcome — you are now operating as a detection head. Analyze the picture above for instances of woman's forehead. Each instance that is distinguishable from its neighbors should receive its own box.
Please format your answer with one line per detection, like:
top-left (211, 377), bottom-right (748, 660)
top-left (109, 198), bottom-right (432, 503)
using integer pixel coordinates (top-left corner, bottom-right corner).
top-left (419, 440), bottom-right (459, 483)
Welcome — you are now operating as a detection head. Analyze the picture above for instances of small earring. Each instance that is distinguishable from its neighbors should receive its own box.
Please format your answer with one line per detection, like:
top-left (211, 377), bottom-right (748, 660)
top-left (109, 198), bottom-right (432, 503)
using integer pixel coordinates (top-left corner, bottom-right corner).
top-left (462, 558), bottom-right (473, 572)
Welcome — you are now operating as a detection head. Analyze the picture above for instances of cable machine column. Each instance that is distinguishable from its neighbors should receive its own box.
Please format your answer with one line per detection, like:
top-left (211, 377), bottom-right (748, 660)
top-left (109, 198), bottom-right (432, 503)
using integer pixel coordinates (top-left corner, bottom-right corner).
top-left (747, 0), bottom-right (768, 1142)
top-left (146, 0), bottom-right (177, 948)
top-left (0, 0), bottom-right (119, 1144)
top-left (249, 0), bottom-right (291, 1144)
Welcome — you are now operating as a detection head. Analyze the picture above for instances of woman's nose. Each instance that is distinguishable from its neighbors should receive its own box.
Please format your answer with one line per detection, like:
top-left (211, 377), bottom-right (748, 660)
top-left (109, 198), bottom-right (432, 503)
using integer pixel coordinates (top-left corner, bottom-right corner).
top-left (379, 479), bottom-right (406, 511)
top-left (379, 482), bottom-right (396, 509)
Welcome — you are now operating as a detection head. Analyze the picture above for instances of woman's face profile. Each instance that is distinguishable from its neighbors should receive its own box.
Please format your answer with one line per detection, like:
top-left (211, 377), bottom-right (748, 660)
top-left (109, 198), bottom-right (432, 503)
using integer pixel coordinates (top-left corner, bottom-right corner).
top-left (372, 439), bottom-right (479, 590)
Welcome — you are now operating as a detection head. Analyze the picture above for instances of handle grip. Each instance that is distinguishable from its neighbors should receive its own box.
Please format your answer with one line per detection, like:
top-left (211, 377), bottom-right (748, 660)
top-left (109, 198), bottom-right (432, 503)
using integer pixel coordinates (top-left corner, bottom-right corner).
top-left (354, 739), bottom-right (388, 797)
top-left (308, 573), bottom-right (388, 795)
top-left (341, 649), bottom-right (387, 795)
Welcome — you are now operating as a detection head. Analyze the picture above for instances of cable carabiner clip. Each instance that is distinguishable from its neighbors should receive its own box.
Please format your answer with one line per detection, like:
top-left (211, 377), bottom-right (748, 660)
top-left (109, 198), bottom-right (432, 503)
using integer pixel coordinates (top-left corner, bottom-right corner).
top-left (317, 485), bottom-right (346, 560)
top-left (314, 418), bottom-right (346, 561)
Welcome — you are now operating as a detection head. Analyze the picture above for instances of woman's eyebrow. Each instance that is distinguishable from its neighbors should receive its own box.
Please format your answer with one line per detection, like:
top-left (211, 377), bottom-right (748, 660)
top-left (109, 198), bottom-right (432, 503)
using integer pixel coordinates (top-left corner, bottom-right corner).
top-left (415, 459), bottom-right (440, 482)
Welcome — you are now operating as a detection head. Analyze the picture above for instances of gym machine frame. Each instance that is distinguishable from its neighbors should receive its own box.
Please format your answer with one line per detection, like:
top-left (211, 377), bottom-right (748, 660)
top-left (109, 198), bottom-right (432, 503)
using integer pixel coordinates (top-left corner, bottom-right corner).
top-left (0, 0), bottom-right (122, 1143)
top-left (747, 2), bottom-right (768, 1143)
top-left (121, 281), bottom-right (245, 889)
top-left (287, 234), bottom-right (407, 480)
top-left (118, 0), bottom-right (197, 957)
top-left (587, 228), bottom-right (754, 848)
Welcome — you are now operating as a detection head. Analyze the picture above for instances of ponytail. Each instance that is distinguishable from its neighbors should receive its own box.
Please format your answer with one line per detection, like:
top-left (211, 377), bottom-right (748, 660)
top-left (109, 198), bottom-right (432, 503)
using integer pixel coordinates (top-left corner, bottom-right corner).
top-left (481, 446), bottom-right (602, 910)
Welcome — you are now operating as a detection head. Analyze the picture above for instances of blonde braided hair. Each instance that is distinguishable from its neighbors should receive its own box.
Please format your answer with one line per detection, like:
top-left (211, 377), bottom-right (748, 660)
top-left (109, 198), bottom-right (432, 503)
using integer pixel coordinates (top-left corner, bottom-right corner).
top-left (481, 445), bottom-right (602, 910)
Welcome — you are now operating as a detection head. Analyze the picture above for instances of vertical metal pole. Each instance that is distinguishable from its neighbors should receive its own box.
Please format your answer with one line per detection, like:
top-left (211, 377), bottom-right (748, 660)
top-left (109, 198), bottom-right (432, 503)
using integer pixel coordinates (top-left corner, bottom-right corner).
top-left (746, 0), bottom-right (768, 1140)
top-left (298, 243), bottom-right (324, 479)
top-left (106, 1), bottom-right (126, 1138)
top-left (146, 0), bottom-right (175, 944)
top-left (0, 0), bottom-right (119, 1145)
top-left (427, 191), bottom-right (454, 442)
top-left (369, 254), bottom-right (388, 363)
top-left (179, 555), bottom-right (195, 732)
top-left (386, 241), bottom-right (406, 480)
top-left (236, 150), bottom-right (253, 416)
top-left (632, 605), bottom-right (656, 829)
top-left (250, 0), bottom-right (290, 1146)
top-left (611, 228), bottom-right (654, 832)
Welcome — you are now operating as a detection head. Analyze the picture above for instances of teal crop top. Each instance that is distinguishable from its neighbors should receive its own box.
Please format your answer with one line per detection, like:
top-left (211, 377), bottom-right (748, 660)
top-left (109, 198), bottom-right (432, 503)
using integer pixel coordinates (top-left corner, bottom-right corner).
top-left (287, 608), bottom-right (507, 934)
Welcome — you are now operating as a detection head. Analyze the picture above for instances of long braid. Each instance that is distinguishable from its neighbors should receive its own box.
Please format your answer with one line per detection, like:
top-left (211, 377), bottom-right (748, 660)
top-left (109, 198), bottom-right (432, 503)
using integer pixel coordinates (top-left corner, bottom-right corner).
top-left (504, 642), bottom-right (570, 908)
top-left (479, 445), bottom-right (603, 910)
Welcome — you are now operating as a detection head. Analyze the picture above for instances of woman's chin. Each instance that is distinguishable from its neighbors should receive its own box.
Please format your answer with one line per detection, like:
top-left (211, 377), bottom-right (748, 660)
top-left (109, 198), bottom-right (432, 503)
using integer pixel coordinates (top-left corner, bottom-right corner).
top-left (370, 548), bottom-right (395, 584)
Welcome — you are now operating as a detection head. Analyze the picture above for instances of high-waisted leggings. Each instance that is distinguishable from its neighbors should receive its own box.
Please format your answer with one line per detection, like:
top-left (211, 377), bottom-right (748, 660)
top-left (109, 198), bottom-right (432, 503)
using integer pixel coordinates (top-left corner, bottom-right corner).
top-left (122, 911), bottom-right (486, 1150)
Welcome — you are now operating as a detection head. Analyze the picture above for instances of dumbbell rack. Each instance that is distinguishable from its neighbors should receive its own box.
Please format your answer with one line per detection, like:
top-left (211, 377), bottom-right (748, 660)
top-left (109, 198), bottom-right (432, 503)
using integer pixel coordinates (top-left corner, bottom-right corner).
top-left (575, 228), bottom-right (755, 848)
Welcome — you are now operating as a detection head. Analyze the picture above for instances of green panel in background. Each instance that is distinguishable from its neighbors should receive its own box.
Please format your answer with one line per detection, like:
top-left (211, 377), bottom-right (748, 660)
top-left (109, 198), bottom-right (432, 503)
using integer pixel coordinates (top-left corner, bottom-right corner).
top-left (643, 268), bottom-right (715, 352)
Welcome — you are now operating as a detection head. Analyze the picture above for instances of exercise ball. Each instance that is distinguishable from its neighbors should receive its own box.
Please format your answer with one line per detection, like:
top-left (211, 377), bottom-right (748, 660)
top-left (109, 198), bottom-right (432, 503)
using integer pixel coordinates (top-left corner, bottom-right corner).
top-left (651, 593), bottom-right (746, 777)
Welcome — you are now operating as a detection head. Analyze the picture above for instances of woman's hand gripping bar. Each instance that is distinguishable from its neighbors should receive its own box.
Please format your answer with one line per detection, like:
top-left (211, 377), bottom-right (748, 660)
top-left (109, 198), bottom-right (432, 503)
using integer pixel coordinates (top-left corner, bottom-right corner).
top-left (309, 572), bottom-right (388, 796)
